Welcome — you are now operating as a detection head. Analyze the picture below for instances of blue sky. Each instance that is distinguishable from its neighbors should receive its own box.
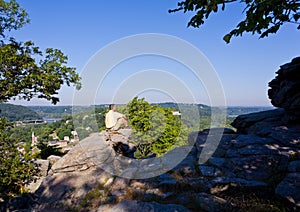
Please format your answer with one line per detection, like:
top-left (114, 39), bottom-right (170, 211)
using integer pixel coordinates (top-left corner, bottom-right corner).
top-left (9, 0), bottom-right (300, 106)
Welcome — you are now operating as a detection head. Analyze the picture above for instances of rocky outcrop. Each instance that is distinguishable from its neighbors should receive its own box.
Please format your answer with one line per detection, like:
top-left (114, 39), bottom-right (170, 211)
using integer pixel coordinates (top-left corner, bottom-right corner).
top-left (231, 109), bottom-right (285, 134)
top-left (231, 109), bottom-right (300, 207)
top-left (268, 56), bottom-right (300, 122)
top-left (7, 107), bottom-right (300, 211)
top-left (102, 129), bottom-right (137, 158)
top-left (19, 116), bottom-right (297, 211)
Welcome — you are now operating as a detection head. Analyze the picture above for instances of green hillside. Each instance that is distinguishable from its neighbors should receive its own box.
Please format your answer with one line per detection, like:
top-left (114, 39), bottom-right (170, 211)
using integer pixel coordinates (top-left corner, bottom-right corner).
top-left (0, 103), bottom-right (41, 121)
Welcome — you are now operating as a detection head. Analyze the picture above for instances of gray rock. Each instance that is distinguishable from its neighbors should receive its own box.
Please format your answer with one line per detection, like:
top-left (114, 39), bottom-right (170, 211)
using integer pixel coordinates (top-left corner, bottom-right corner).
top-left (35, 159), bottom-right (50, 177)
top-left (34, 133), bottom-right (117, 209)
top-left (97, 204), bottom-right (112, 212)
top-left (268, 56), bottom-right (300, 122)
top-left (173, 192), bottom-right (194, 205)
top-left (276, 172), bottom-right (300, 206)
top-left (35, 168), bottom-right (112, 209)
top-left (47, 155), bottom-right (61, 167)
top-left (110, 189), bottom-right (126, 197)
top-left (231, 134), bottom-right (272, 148)
top-left (196, 193), bottom-right (231, 212)
top-left (161, 146), bottom-right (196, 175)
top-left (207, 177), bottom-right (268, 194)
top-left (110, 177), bottom-right (130, 191)
top-left (209, 157), bottom-right (225, 167)
top-left (25, 177), bottom-right (44, 193)
top-left (172, 156), bottom-right (197, 176)
top-left (199, 165), bottom-right (215, 177)
top-left (210, 177), bottom-right (268, 187)
top-left (51, 133), bottom-right (115, 173)
top-left (158, 173), bottom-right (178, 191)
top-left (222, 154), bottom-right (289, 181)
top-left (268, 126), bottom-right (300, 147)
top-left (188, 131), bottom-right (200, 145)
top-left (288, 161), bottom-right (300, 172)
top-left (231, 109), bottom-right (285, 134)
top-left (226, 144), bottom-right (280, 157)
top-left (183, 177), bottom-right (209, 192)
top-left (202, 128), bottom-right (236, 135)
top-left (108, 200), bottom-right (191, 212)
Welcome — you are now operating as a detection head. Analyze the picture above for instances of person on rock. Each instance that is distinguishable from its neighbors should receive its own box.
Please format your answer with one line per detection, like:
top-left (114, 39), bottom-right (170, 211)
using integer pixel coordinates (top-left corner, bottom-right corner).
top-left (105, 104), bottom-right (128, 131)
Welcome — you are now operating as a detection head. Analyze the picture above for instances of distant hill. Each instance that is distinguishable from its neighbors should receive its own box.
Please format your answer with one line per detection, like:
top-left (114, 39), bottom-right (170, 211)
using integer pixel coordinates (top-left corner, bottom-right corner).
top-left (0, 103), bottom-right (41, 121)
top-left (28, 105), bottom-right (101, 118)
top-left (227, 106), bottom-right (274, 117)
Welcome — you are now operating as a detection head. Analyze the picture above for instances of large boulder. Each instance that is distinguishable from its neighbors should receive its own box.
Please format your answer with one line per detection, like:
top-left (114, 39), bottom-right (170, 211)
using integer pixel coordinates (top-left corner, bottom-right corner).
top-left (102, 128), bottom-right (136, 158)
top-left (34, 133), bottom-right (118, 210)
top-left (231, 109), bottom-right (285, 134)
top-left (268, 56), bottom-right (300, 122)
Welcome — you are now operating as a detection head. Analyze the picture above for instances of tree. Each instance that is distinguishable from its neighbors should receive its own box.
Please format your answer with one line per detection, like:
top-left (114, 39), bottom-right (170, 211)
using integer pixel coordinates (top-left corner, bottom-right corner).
top-left (169, 0), bottom-right (300, 43)
top-left (126, 97), bottom-right (188, 158)
top-left (0, 0), bottom-right (81, 104)
top-left (0, 0), bottom-right (81, 198)
top-left (0, 118), bottom-right (37, 198)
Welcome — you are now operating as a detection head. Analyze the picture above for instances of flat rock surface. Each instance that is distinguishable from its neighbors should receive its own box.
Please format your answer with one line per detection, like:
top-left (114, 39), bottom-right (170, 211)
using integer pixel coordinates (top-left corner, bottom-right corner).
top-left (108, 200), bottom-right (191, 212)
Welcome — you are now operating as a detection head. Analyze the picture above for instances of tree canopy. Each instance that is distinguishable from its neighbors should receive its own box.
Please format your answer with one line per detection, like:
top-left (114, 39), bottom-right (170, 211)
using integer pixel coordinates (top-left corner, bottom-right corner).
top-left (0, 0), bottom-right (81, 104)
top-left (169, 0), bottom-right (300, 43)
top-left (126, 97), bottom-right (188, 157)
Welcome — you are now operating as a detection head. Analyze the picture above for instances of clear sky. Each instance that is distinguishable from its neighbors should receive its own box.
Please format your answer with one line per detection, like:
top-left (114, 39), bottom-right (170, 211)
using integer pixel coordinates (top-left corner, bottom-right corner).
top-left (9, 0), bottom-right (300, 106)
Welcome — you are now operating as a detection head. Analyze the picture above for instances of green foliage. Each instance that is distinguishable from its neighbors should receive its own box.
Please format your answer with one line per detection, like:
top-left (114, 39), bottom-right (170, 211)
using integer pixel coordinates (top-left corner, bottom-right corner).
top-left (0, 39), bottom-right (81, 104)
top-left (0, 103), bottom-right (41, 121)
top-left (36, 142), bottom-right (64, 159)
top-left (0, 0), bottom-right (81, 199)
top-left (0, 118), bottom-right (36, 198)
top-left (169, 0), bottom-right (300, 43)
top-left (126, 97), bottom-right (188, 157)
top-left (0, 0), bottom-right (29, 37)
top-left (0, 0), bottom-right (81, 104)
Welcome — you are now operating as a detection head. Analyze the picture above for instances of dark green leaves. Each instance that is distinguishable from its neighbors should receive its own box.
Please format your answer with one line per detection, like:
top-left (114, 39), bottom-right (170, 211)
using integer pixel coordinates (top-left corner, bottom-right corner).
top-left (0, 0), bottom-right (29, 38)
top-left (0, 0), bottom-right (81, 104)
top-left (170, 0), bottom-right (300, 43)
top-left (0, 40), bottom-right (81, 104)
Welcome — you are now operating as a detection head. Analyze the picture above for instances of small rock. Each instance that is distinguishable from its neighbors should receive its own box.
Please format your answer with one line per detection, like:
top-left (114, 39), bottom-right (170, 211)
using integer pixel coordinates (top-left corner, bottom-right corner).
top-left (207, 177), bottom-right (268, 194)
top-left (103, 178), bottom-right (114, 187)
top-left (35, 159), bottom-right (50, 177)
top-left (161, 192), bottom-right (175, 199)
top-left (110, 190), bottom-right (126, 197)
top-left (196, 193), bottom-right (231, 212)
top-left (199, 165), bottom-right (215, 177)
top-left (110, 177), bottom-right (130, 191)
top-left (184, 177), bottom-right (209, 192)
top-left (47, 155), bottom-right (62, 166)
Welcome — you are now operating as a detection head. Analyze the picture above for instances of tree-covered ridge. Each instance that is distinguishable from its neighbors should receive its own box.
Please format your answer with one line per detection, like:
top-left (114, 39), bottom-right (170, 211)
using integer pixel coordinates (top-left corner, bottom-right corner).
top-left (0, 103), bottom-right (41, 121)
top-left (28, 105), bottom-right (95, 118)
